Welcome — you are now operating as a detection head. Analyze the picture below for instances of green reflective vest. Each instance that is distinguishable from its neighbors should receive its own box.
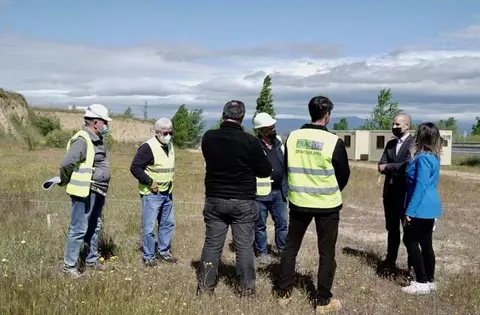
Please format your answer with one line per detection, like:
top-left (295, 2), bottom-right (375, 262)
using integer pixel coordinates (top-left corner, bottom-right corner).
top-left (65, 130), bottom-right (95, 198)
top-left (286, 128), bottom-right (342, 208)
top-left (138, 137), bottom-right (175, 195)
top-left (256, 135), bottom-right (284, 197)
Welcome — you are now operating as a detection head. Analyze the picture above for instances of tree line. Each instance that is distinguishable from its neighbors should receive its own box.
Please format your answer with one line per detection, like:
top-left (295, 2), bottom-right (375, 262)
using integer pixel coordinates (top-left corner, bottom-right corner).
top-left (120, 75), bottom-right (480, 148)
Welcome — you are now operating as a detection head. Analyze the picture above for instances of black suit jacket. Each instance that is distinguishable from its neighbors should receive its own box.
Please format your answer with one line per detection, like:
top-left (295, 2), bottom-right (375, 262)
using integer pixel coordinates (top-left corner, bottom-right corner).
top-left (378, 134), bottom-right (413, 201)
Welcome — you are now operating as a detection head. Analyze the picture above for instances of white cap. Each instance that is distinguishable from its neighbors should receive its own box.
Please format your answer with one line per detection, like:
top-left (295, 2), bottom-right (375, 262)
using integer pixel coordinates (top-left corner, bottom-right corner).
top-left (253, 112), bottom-right (276, 129)
top-left (84, 104), bottom-right (112, 122)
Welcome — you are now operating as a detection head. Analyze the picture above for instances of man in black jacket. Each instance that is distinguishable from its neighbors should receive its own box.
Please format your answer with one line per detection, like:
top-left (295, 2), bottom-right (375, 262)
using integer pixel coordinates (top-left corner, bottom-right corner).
top-left (377, 113), bottom-right (413, 275)
top-left (275, 96), bottom-right (350, 312)
top-left (197, 100), bottom-right (272, 297)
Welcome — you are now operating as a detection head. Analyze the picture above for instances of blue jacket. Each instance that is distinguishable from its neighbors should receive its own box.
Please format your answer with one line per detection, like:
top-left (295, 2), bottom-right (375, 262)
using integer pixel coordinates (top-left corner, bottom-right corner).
top-left (405, 152), bottom-right (442, 219)
top-left (256, 136), bottom-right (288, 202)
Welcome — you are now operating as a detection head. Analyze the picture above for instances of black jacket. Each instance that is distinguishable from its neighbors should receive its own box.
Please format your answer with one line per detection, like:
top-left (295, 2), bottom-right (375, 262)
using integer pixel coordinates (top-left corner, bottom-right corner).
top-left (378, 134), bottom-right (413, 201)
top-left (284, 124), bottom-right (350, 214)
top-left (202, 121), bottom-right (272, 200)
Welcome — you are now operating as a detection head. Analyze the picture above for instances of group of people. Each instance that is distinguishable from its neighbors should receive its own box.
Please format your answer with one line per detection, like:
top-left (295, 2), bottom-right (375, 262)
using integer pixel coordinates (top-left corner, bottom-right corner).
top-left (56, 96), bottom-right (443, 312)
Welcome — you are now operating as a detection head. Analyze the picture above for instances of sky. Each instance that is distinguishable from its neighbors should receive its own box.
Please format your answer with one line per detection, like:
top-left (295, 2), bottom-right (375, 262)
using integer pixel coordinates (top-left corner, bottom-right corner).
top-left (1, 0), bottom-right (480, 121)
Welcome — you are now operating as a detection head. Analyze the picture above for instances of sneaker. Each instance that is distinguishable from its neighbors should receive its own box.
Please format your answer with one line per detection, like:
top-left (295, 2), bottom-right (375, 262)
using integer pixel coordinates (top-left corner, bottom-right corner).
top-left (316, 298), bottom-right (342, 313)
top-left (401, 281), bottom-right (431, 294)
top-left (86, 262), bottom-right (109, 272)
top-left (256, 254), bottom-right (270, 266)
top-left (143, 259), bottom-right (157, 268)
top-left (428, 282), bottom-right (437, 291)
top-left (62, 266), bottom-right (83, 279)
top-left (158, 253), bottom-right (177, 264)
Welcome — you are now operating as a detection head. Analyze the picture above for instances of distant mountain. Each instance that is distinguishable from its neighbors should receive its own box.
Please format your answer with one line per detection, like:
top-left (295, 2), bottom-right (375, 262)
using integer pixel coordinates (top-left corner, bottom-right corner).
top-left (204, 116), bottom-right (475, 135)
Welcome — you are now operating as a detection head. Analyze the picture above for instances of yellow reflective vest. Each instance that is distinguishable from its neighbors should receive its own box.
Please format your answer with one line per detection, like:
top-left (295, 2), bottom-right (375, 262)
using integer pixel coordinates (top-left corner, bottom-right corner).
top-left (65, 130), bottom-right (95, 198)
top-left (256, 135), bottom-right (284, 197)
top-left (285, 128), bottom-right (342, 208)
top-left (138, 137), bottom-right (175, 195)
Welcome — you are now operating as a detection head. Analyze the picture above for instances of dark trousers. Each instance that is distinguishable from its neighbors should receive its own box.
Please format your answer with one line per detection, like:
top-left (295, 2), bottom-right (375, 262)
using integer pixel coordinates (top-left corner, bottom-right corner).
top-left (383, 197), bottom-right (409, 265)
top-left (403, 218), bottom-right (435, 283)
top-left (278, 210), bottom-right (339, 304)
top-left (197, 197), bottom-right (259, 292)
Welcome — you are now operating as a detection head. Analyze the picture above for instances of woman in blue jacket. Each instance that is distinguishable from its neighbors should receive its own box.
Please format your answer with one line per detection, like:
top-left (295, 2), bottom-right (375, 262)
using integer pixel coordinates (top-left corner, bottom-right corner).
top-left (401, 122), bottom-right (443, 295)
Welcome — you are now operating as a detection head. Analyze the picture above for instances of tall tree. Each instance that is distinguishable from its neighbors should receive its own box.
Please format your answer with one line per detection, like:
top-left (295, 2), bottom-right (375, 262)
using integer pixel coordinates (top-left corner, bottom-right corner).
top-left (436, 117), bottom-right (458, 136)
top-left (253, 75), bottom-right (275, 125)
top-left (471, 117), bottom-right (480, 136)
top-left (123, 106), bottom-right (134, 118)
top-left (333, 117), bottom-right (349, 130)
top-left (210, 118), bottom-right (223, 130)
top-left (361, 89), bottom-right (402, 130)
top-left (171, 104), bottom-right (206, 148)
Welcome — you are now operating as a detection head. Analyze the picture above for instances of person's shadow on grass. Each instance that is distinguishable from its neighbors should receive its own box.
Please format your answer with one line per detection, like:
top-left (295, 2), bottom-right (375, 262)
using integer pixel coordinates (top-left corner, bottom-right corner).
top-left (342, 246), bottom-right (411, 285)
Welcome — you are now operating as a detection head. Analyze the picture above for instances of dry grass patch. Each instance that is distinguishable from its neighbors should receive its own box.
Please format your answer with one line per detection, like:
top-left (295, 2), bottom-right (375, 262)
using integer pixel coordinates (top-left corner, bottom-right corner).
top-left (0, 146), bottom-right (479, 314)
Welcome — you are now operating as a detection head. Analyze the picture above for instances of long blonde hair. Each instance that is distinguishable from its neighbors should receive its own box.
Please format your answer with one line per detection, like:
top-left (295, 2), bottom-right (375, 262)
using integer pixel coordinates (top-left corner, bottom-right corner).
top-left (410, 122), bottom-right (443, 158)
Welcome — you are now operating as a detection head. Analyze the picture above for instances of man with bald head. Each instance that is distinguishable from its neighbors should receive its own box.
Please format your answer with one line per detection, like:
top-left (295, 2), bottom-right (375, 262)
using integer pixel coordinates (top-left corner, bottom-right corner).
top-left (377, 113), bottom-right (413, 276)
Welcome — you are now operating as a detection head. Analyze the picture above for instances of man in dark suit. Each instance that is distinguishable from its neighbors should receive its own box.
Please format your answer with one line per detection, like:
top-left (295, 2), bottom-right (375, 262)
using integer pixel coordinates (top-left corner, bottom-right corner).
top-left (377, 113), bottom-right (413, 275)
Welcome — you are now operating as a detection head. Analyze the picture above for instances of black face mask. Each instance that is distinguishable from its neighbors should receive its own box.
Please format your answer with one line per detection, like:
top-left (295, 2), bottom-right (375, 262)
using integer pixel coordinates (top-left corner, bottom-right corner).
top-left (392, 127), bottom-right (403, 137)
top-left (267, 131), bottom-right (277, 140)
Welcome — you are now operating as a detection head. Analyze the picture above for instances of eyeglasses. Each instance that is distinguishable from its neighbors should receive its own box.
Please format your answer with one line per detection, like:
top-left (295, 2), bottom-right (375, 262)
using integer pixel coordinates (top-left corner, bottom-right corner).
top-left (160, 131), bottom-right (173, 136)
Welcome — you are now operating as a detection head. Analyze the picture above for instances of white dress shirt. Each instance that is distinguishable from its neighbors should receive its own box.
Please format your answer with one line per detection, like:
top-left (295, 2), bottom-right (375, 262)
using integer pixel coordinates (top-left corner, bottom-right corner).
top-left (396, 133), bottom-right (409, 155)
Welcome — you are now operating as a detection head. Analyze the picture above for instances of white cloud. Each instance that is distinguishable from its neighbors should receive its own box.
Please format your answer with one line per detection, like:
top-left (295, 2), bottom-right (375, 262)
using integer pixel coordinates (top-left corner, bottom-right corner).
top-left (1, 33), bottom-right (480, 122)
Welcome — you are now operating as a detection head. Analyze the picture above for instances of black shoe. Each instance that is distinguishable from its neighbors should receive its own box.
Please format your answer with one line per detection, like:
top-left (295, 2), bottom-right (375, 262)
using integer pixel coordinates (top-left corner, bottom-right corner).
top-left (376, 259), bottom-right (397, 277)
top-left (196, 286), bottom-right (214, 297)
top-left (158, 253), bottom-right (178, 264)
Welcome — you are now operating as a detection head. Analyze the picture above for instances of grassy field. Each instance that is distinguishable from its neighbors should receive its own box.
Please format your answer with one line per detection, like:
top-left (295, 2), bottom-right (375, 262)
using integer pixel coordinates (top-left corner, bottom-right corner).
top-left (1, 144), bottom-right (479, 315)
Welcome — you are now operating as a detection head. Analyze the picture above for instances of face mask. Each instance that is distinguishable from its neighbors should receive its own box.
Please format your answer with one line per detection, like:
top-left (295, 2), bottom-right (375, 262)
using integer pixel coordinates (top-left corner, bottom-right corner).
top-left (100, 124), bottom-right (109, 137)
top-left (267, 131), bottom-right (277, 140)
top-left (392, 127), bottom-right (405, 137)
top-left (162, 134), bottom-right (172, 144)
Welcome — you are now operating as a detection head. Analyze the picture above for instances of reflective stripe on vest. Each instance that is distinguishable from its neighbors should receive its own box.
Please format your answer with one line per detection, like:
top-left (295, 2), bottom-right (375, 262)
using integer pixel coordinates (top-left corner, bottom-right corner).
top-left (65, 130), bottom-right (95, 198)
top-left (256, 135), bottom-right (284, 197)
top-left (138, 137), bottom-right (175, 195)
top-left (286, 128), bottom-right (342, 208)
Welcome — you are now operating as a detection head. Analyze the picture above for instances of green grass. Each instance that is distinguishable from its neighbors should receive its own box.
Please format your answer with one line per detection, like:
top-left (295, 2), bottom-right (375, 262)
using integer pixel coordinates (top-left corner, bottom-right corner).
top-left (0, 144), bottom-right (479, 314)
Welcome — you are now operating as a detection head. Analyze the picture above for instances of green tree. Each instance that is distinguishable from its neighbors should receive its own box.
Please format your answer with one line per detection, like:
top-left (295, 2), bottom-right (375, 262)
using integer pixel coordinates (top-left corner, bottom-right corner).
top-left (360, 88), bottom-right (402, 130)
top-left (123, 106), bottom-right (134, 118)
top-left (211, 118), bottom-right (223, 130)
top-left (253, 75), bottom-right (275, 125)
top-left (333, 117), bottom-right (349, 130)
top-left (171, 104), bottom-right (206, 148)
top-left (435, 117), bottom-right (458, 136)
top-left (471, 117), bottom-right (480, 136)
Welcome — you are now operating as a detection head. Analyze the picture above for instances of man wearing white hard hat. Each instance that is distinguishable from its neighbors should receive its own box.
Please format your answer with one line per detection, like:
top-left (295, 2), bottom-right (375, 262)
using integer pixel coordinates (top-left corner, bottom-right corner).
top-left (130, 117), bottom-right (177, 267)
top-left (58, 103), bottom-right (112, 278)
top-left (252, 112), bottom-right (288, 265)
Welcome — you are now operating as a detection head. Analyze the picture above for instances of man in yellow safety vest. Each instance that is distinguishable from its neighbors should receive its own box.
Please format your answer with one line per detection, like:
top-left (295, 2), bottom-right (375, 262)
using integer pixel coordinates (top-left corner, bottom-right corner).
top-left (59, 103), bottom-right (112, 278)
top-left (252, 112), bottom-right (288, 265)
top-left (130, 117), bottom-right (177, 267)
top-left (275, 96), bottom-right (350, 312)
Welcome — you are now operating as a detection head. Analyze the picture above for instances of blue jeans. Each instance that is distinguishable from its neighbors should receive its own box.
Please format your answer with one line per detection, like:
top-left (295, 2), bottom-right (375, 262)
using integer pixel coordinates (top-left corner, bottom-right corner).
top-left (255, 189), bottom-right (288, 256)
top-left (141, 193), bottom-right (174, 260)
top-left (64, 191), bottom-right (105, 269)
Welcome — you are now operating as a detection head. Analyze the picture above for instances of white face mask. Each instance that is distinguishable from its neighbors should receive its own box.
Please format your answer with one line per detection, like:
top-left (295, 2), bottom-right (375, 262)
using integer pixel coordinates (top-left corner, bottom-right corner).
top-left (163, 134), bottom-right (172, 144)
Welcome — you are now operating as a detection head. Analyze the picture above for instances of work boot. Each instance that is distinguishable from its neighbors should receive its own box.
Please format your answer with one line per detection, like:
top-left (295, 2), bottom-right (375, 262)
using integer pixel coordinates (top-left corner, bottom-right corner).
top-left (315, 298), bottom-right (342, 314)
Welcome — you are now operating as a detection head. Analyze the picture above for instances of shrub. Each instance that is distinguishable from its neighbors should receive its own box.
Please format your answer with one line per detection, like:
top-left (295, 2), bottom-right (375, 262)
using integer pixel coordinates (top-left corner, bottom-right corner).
top-left (28, 110), bottom-right (61, 136)
top-left (45, 129), bottom-right (72, 148)
top-left (458, 156), bottom-right (480, 167)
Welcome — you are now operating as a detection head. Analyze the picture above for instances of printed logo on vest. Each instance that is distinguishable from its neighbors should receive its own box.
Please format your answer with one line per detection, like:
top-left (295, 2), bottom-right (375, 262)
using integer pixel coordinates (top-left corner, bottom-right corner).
top-left (295, 139), bottom-right (324, 151)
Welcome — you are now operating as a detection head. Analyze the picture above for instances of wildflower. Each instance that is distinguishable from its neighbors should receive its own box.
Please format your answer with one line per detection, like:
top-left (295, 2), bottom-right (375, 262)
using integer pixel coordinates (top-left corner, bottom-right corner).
top-left (1, 259), bottom-right (7, 262)
top-left (21, 240), bottom-right (26, 244)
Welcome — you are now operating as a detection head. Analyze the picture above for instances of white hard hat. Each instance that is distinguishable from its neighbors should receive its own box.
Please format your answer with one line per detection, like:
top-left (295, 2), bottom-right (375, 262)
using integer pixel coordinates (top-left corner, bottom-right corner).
top-left (84, 104), bottom-right (112, 122)
top-left (253, 112), bottom-right (276, 129)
